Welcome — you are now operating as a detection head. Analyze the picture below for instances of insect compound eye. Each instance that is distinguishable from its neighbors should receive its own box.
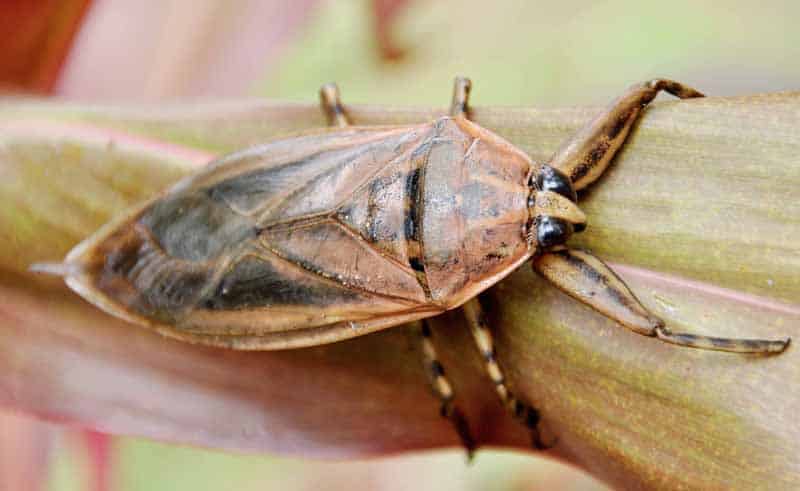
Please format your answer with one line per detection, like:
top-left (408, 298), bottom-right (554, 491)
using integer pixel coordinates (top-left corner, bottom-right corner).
top-left (536, 216), bottom-right (573, 249)
top-left (535, 166), bottom-right (577, 202)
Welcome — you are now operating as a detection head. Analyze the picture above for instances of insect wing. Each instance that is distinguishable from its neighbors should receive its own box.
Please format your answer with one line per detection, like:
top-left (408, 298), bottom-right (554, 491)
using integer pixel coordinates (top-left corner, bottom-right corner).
top-left (63, 125), bottom-right (442, 349)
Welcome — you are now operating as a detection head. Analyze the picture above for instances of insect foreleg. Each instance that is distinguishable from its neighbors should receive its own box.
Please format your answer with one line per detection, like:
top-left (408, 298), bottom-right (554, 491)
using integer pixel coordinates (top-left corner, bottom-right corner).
top-left (417, 320), bottom-right (476, 458)
top-left (548, 79), bottom-right (704, 191)
top-left (462, 298), bottom-right (553, 450)
top-left (319, 83), bottom-right (350, 127)
top-left (533, 248), bottom-right (791, 354)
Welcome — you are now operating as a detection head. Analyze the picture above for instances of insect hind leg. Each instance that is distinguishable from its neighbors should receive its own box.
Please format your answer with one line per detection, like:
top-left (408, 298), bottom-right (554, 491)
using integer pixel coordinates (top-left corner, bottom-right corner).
top-left (462, 298), bottom-right (554, 450)
top-left (417, 320), bottom-right (476, 458)
top-left (319, 83), bottom-right (350, 127)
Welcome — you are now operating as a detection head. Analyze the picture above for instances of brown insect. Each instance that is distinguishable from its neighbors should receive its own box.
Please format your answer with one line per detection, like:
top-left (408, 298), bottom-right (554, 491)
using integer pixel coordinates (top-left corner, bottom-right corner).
top-left (33, 77), bottom-right (791, 454)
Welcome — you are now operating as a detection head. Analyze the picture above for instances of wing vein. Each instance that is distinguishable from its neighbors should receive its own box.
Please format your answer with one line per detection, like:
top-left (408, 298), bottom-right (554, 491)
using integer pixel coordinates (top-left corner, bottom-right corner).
top-left (255, 238), bottom-right (422, 305)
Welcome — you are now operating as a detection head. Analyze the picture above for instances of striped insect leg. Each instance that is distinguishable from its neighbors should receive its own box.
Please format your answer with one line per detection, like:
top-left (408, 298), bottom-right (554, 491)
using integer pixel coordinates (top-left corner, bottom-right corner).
top-left (549, 79), bottom-right (704, 191)
top-left (462, 298), bottom-right (554, 450)
top-left (534, 248), bottom-right (790, 354)
top-left (418, 320), bottom-right (476, 458)
top-left (319, 83), bottom-right (350, 127)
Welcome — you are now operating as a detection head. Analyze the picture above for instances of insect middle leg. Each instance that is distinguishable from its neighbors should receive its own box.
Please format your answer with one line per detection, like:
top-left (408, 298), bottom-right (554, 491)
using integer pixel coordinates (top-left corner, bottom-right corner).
top-left (319, 83), bottom-right (350, 127)
top-left (462, 298), bottom-right (553, 449)
top-left (417, 320), bottom-right (476, 457)
top-left (548, 79), bottom-right (704, 191)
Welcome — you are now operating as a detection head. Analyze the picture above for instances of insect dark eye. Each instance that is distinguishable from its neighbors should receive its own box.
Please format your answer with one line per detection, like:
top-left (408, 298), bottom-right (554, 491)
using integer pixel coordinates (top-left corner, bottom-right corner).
top-left (536, 216), bottom-right (573, 249)
top-left (535, 166), bottom-right (577, 202)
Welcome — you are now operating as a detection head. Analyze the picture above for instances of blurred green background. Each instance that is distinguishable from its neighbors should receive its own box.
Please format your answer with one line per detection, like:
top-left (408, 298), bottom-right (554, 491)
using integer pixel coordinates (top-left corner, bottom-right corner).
top-left (2, 0), bottom-right (797, 490)
top-left (263, 0), bottom-right (799, 106)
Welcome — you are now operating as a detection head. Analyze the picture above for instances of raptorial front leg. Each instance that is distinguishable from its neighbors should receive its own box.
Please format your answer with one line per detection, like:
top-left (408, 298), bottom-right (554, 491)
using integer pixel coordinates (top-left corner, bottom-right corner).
top-left (462, 298), bottom-right (553, 450)
top-left (319, 83), bottom-right (350, 127)
top-left (549, 79), bottom-right (704, 191)
top-left (533, 248), bottom-right (791, 354)
top-left (417, 320), bottom-right (476, 457)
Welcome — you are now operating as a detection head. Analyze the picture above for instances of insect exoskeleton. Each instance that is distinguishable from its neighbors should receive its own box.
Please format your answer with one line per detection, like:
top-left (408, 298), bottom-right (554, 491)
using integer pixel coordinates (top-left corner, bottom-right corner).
top-left (55, 117), bottom-right (546, 350)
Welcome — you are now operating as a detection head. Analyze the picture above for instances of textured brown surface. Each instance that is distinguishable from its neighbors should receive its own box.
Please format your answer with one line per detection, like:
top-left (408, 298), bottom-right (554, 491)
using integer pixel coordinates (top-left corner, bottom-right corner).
top-left (1, 93), bottom-right (799, 490)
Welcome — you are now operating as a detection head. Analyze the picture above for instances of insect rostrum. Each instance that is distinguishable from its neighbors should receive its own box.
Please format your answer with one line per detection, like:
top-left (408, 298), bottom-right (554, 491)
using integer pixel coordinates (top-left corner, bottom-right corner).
top-left (33, 77), bottom-right (791, 454)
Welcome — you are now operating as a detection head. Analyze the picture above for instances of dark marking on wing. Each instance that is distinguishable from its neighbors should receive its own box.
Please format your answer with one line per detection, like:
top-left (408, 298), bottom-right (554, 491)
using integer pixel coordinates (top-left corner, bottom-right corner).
top-left (140, 189), bottom-right (252, 262)
top-left (206, 129), bottom-right (419, 218)
top-left (203, 254), bottom-right (359, 311)
top-left (141, 267), bottom-right (209, 316)
top-left (86, 221), bottom-right (215, 322)
top-left (261, 144), bottom-right (379, 218)
top-left (206, 154), bottom-right (311, 203)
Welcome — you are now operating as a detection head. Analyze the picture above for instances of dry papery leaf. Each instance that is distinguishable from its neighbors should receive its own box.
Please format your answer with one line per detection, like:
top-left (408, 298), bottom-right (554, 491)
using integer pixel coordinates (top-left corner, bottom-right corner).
top-left (1, 93), bottom-right (798, 490)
